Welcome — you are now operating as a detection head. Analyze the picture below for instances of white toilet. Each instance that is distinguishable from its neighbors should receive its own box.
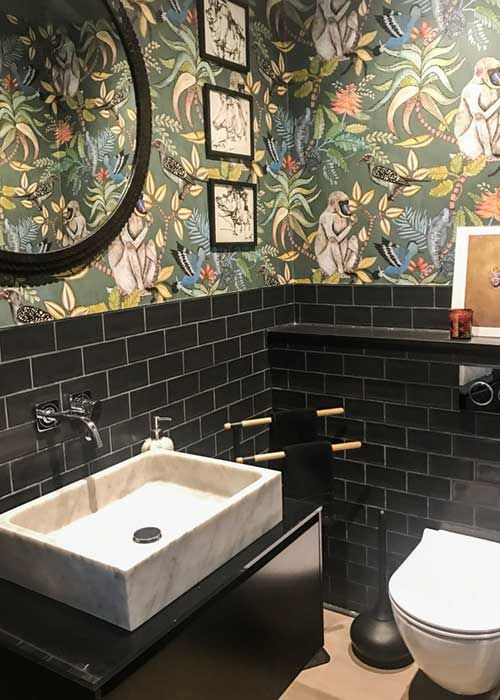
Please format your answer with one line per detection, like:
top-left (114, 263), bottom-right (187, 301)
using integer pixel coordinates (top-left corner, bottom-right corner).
top-left (389, 528), bottom-right (500, 696)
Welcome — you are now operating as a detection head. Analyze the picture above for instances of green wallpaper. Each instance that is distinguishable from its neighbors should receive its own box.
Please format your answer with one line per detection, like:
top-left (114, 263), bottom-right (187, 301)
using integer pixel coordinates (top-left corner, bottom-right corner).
top-left (1, 0), bottom-right (500, 328)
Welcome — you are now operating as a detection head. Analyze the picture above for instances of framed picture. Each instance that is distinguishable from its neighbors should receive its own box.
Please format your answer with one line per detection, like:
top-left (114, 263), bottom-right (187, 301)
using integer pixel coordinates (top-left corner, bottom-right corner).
top-left (208, 179), bottom-right (257, 249)
top-left (197, 0), bottom-right (250, 72)
top-left (203, 84), bottom-right (254, 162)
top-left (452, 226), bottom-right (500, 337)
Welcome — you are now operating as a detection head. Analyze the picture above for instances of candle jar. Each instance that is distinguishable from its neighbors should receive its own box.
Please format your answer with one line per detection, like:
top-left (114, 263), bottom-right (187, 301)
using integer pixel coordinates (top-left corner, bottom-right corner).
top-left (449, 308), bottom-right (473, 340)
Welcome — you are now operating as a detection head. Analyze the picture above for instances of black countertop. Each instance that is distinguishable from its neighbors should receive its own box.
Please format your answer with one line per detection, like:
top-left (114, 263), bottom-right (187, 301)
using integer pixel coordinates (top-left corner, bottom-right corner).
top-left (269, 323), bottom-right (500, 352)
top-left (0, 499), bottom-right (320, 692)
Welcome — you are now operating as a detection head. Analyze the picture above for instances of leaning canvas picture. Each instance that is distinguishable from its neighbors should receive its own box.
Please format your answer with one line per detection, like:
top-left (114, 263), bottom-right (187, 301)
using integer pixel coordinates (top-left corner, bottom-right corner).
top-left (198, 0), bottom-right (250, 72)
top-left (452, 226), bottom-right (500, 337)
top-left (203, 84), bottom-right (254, 162)
top-left (209, 180), bottom-right (257, 249)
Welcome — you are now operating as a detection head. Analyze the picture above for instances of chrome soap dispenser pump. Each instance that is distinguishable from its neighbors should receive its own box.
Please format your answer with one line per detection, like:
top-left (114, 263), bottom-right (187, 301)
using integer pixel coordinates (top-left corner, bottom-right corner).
top-left (141, 416), bottom-right (174, 453)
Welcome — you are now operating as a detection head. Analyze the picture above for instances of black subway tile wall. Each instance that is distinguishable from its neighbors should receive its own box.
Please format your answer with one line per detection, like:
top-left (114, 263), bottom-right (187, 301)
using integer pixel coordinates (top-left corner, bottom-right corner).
top-left (270, 283), bottom-right (500, 612)
top-left (0, 288), bottom-right (295, 514)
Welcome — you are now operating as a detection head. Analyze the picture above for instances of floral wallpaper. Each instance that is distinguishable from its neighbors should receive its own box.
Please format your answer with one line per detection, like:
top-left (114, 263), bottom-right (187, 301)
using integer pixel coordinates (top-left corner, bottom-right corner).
top-left (0, 0), bottom-right (499, 328)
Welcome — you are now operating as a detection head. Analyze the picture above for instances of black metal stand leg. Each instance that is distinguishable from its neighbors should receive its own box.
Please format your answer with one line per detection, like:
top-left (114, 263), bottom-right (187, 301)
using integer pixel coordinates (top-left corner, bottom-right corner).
top-left (231, 426), bottom-right (242, 462)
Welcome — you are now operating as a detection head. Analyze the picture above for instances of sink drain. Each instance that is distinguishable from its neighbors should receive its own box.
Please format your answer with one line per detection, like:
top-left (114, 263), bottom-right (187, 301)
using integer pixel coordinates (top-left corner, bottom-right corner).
top-left (133, 527), bottom-right (162, 544)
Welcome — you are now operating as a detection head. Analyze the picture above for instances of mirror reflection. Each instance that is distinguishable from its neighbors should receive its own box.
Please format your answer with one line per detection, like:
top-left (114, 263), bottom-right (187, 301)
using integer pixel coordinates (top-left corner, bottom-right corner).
top-left (0, 0), bottom-right (136, 254)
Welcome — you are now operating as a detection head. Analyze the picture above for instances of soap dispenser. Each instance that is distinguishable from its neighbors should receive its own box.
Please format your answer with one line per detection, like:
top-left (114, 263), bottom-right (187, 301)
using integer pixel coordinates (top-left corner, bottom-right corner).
top-left (141, 416), bottom-right (174, 453)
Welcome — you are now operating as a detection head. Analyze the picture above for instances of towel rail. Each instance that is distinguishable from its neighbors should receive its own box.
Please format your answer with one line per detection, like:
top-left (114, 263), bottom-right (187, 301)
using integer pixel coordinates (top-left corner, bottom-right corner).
top-left (224, 407), bottom-right (344, 431)
top-left (236, 441), bottom-right (362, 464)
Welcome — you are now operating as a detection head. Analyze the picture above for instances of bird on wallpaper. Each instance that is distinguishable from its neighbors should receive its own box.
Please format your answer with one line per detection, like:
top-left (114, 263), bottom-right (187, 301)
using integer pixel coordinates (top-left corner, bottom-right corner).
top-left (264, 132), bottom-right (286, 173)
top-left (258, 57), bottom-right (287, 94)
top-left (0, 289), bottom-right (53, 325)
top-left (101, 85), bottom-right (129, 120)
top-left (103, 151), bottom-right (130, 183)
top-left (169, 243), bottom-right (206, 294)
top-left (157, 0), bottom-right (189, 23)
top-left (152, 140), bottom-right (202, 200)
top-left (9, 63), bottom-right (40, 98)
top-left (373, 5), bottom-right (422, 55)
top-left (14, 175), bottom-right (56, 210)
top-left (360, 154), bottom-right (428, 200)
top-left (63, 201), bottom-right (88, 242)
top-left (373, 241), bottom-right (419, 280)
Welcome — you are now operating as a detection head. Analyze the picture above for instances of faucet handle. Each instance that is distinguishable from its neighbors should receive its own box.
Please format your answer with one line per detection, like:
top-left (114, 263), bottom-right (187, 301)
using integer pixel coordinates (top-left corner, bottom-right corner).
top-left (152, 415), bottom-right (172, 440)
top-left (69, 392), bottom-right (99, 419)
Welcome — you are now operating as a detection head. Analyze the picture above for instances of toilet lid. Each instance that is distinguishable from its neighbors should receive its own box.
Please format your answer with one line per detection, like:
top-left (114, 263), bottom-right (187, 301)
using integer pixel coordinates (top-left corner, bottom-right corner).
top-left (389, 528), bottom-right (500, 635)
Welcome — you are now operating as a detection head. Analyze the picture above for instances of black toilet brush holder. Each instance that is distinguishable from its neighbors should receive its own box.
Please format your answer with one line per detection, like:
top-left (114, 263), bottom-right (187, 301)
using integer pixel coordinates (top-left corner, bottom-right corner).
top-left (350, 510), bottom-right (413, 670)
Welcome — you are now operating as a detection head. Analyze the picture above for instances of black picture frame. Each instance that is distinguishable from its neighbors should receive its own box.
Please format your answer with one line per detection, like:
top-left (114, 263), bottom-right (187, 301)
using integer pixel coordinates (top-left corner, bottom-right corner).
top-left (203, 84), bottom-right (254, 163)
top-left (197, 0), bottom-right (250, 73)
top-left (0, 0), bottom-right (152, 278)
top-left (208, 179), bottom-right (257, 250)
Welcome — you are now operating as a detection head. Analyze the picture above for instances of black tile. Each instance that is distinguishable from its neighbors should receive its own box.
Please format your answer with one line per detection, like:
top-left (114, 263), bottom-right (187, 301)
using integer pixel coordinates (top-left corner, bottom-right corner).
top-left (366, 507), bottom-right (407, 534)
top-left (253, 349), bottom-right (270, 373)
top-left (275, 304), bottom-right (295, 325)
top-left (0, 423), bottom-right (37, 462)
top-left (64, 430), bottom-right (110, 470)
top-left (109, 361), bottom-right (148, 395)
top-left (306, 352), bottom-right (343, 375)
top-left (413, 307), bottom-right (449, 330)
top-left (349, 442), bottom-right (385, 465)
top-left (189, 435), bottom-right (217, 458)
top-left (386, 359), bottom-right (429, 383)
top-left (41, 464), bottom-right (90, 495)
top-left (215, 380), bottom-right (241, 408)
top-left (476, 413), bottom-right (500, 439)
top-left (252, 308), bottom-right (275, 331)
top-left (345, 398), bottom-right (383, 421)
top-left (200, 364), bottom-right (228, 391)
top-left (90, 446), bottom-right (132, 474)
top-left (145, 301), bottom-right (180, 331)
top-left (170, 419), bottom-right (201, 449)
top-left (336, 306), bottom-right (371, 326)
top-left (386, 447), bottom-right (427, 473)
top-left (429, 453), bottom-right (474, 480)
top-left (317, 285), bottom-right (353, 305)
top-left (11, 445), bottom-right (64, 490)
top-left (62, 371), bottom-right (108, 402)
top-left (104, 307), bottom-right (144, 340)
top-left (373, 307), bottom-right (411, 328)
top-left (242, 372), bottom-right (265, 397)
top-left (270, 348), bottom-right (305, 370)
top-left (0, 322), bottom-right (54, 362)
top-left (186, 390), bottom-right (215, 420)
top-left (454, 481), bottom-right (500, 507)
top-left (347, 522), bottom-right (378, 548)
top-left (365, 379), bottom-right (405, 403)
top-left (32, 349), bottom-right (83, 386)
top-left (0, 359), bottom-right (32, 397)
top-left (429, 498), bottom-right (473, 525)
top-left (198, 318), bottom-right (226, 345)
top-left (477, 462), bottom-right (500, 484)
top-left (149, 351), bottom-right (183, 383)
top-left (434, 286), bottom-right (452, 308)
top-left (212, 293), bottom-right (238, 317)
top-left (56, 315), bottom-right (103, 350)
top-left (366, 422), bottom-right (406, 447)
top-left (354, 286), bottom-right (392, 306)
top-left (387, 490), bottom-right (428, 517)
top-left (326, 374), bottom-right (363, 398)
top-left (407, 516), bottom-right (440, 537)
top-left (332, 457), bottom-right (364, 482)
top-left (110, 413), bottom-right (150, 451)
top-left (214, 338), bottom-right (240, 364)
top-left (201, 408), bottom-right (228, 437)
top-left (345, 356), bottom-right (384, 379)
top-left (95, 395), bottom-right (130, 427)
top-left (367, 465), bottom-right (406, 490)
top-left (130, 382), bottom-right (167, 416)
top-left (387, 532), bottom-right (419, 557)
top-left (289, 370), bottom-right (324, 393)
top-left (263, 286), bottom-right (285, 307)
top-left (229, 356), bottom-right (252, 381)
top-left (408, 428), bottom-right (451, 455)
top-left (0, 399), bottom-right (5, 431)
top-left (428, 363), bottom-right (458, 387)
top-left (184, 345), bottom-right (214, 373)
top-left (0, 485), bottom-right (40, 515)
top-left (84, 339), bottom-right (127, 374)
top-left (254, 388), bottom-right (272, 414)
top-left (327, 416), bottom-right (364, 441)
top-left (294, 286), bottom-right (317, 303)
top-left (239, 289), bottom-right (263, 311)
top-left (181, 298), bottom-right (210, 324)
top-left (127, 331), bottom-right (165, 362)
top-left (169, 372), bottom-right (200, 403)
top-left (386, 404), bottom-right (427, 429)
top-left (227, 313), bottom-right (252, 337)
top-left (165, 324), bottom-right (197, 352)
top-left (407, 384), bottom-right (451, 409)
top-left (454, 434), bottom-right (500, 462)
top-left (240, 331), bottom-right (265, 355)
top-left (393, 286), bottom-right (434, 308)
top-left (429, 409), bottom-right (475, 435)
top-left (476, 507), bottom-right (500, 531)
top-left (408, 473), bottom-right (450, 499)
top-left (300, 304), bottom-right (334, 324)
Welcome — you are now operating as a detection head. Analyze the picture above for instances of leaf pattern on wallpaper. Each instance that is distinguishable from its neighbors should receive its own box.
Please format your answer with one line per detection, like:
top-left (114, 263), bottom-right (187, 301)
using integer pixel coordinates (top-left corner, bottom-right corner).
top-left (0, 0), bottom-right (500, 328)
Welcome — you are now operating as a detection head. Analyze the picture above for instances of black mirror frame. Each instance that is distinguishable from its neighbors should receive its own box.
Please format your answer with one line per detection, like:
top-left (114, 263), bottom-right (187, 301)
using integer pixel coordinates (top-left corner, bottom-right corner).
top-left (0, 0), bottom-right (152, 277)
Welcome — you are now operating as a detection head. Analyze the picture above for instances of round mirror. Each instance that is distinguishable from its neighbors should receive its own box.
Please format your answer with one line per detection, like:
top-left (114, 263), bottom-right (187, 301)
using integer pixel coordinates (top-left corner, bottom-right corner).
top-left (0, 0), bottom-right (151, 276)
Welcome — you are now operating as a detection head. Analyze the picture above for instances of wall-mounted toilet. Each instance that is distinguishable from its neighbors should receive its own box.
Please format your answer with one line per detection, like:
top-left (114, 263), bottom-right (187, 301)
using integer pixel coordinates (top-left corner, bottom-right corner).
top-left (389, 528), bottom-right (500, 696)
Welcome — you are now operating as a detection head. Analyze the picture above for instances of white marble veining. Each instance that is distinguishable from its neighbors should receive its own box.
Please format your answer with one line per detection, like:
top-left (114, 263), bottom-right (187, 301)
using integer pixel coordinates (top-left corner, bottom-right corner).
top-left (0, 451), bottom-right (282, 630)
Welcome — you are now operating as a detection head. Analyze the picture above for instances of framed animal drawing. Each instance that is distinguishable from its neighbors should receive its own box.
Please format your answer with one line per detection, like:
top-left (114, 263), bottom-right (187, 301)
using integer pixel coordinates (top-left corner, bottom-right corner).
top-left (198, 0), bottom-right (250, 72)
top-left (208, 179), bottom-right (257, 250)
top-left (203, 84), bottom-right (254, 162)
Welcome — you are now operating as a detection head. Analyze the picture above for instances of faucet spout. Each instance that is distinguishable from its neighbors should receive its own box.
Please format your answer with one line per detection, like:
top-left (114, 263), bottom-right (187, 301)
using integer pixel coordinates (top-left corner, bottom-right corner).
top-left (34, 393), bottom-right (103, 448)
top-left (82, 418), bottom-right (104, 449)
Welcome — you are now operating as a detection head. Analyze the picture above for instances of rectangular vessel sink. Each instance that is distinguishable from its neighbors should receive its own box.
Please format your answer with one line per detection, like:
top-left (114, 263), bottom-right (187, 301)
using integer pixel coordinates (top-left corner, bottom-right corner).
top-left (0, 451), bottom-right (282, 630)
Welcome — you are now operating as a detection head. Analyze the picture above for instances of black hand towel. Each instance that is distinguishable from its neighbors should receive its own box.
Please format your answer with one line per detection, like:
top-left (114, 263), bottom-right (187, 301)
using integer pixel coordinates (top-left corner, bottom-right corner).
top-left (282, 441), bottom-right (333, 501)
top-left (269, 409), bottom-right (319, 451)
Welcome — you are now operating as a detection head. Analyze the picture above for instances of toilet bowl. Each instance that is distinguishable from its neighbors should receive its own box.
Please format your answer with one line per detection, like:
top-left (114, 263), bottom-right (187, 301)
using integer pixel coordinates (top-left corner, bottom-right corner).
top-left (389, 528), bottom-right (500, 696)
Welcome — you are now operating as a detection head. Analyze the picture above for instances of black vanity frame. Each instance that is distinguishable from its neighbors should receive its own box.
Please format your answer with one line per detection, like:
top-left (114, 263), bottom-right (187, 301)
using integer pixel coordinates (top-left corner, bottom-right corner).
top-left (0, 0), bottom-right (152, 277)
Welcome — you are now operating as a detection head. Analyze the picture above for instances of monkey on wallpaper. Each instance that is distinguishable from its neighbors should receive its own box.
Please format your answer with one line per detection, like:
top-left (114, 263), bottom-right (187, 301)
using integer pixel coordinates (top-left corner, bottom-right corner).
top-left (63, 201), bottom-right (88, 242)
top-left (312, 0), bottom-right (360, 61)
top-left (108, 199), bottom-right (159, 296)
top-left (455, 57), bottom-right (500, 161)
top-left (314, 192), bottom-right (359, 277)
top-left (50, 29), bottom-right (81, 100)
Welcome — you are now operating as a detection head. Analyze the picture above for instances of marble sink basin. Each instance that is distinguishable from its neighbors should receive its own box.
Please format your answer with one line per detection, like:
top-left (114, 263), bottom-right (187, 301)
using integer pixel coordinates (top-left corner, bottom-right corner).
top-left (0, 451), bottom-right (282, 630)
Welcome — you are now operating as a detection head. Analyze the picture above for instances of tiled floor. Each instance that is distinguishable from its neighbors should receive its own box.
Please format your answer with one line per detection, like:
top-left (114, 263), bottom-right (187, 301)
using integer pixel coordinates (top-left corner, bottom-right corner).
top-left (281, 610), bottom-right (493, 700)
